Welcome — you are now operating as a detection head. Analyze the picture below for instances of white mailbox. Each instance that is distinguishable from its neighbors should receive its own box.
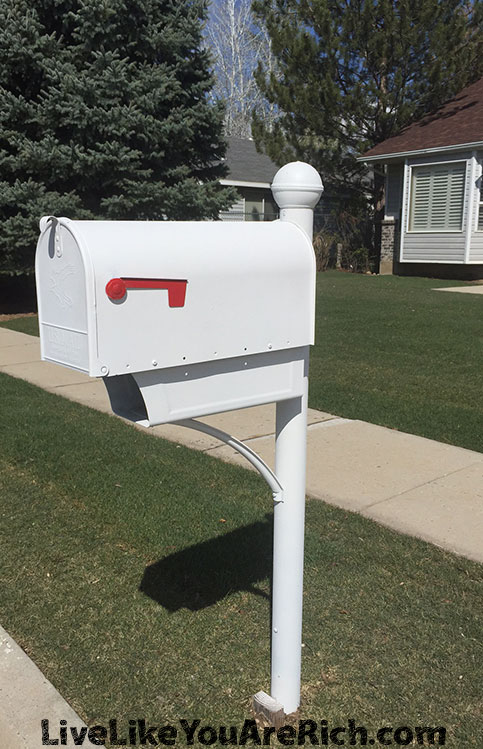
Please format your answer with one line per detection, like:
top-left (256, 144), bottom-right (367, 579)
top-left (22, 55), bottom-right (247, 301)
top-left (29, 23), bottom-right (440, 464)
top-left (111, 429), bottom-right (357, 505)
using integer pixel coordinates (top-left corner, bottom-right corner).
top-left (36, 163), bottom-right (322, 426)
top-left (35, 161), bottom-right (324, 719)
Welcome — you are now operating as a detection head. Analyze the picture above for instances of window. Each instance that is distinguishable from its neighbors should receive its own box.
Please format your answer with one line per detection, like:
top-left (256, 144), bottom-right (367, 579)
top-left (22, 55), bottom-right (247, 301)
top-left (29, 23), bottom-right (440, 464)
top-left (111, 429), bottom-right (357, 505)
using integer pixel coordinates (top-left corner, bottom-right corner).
top-left (244, 190), bottom-right (278, 222)
top-left (245, 197), bottom-right (264, 221)
top-left (408, 162), bottom-right (466, 232)
top-left (385, 164), bottom-right (403, 219)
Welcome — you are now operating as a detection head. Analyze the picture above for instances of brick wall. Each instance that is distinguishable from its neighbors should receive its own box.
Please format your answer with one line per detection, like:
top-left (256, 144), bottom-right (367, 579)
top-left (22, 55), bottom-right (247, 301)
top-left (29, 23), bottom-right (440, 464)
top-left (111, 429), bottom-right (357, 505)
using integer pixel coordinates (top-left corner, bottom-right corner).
top-left (380, 219), bottom-right (399, 274)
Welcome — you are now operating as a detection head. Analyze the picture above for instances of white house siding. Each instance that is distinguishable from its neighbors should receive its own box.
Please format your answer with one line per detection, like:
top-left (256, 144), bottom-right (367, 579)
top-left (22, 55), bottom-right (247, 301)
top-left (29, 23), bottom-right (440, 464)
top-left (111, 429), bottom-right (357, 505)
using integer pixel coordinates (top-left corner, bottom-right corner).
top-left (219, 197), bottom-right (245, 221)
top-left (468, 153), bottom-right (483, 262)
top-left (400, 152), bottom-right (472, 263)
top-left (470, 238), bottom-right (483, 261)
top-left (469, 233), bottom-right (483, 261)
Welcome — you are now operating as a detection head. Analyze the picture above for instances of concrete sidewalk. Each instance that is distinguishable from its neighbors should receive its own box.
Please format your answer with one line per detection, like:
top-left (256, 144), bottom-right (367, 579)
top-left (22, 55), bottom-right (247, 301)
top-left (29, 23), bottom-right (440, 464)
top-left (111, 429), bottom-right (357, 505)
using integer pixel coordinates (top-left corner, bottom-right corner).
top-left (1, 325), bottom-right (482, 564)
top-left (434, 285), bottom-right (483, 295)
top-left (0, 625), bottom-right (86, 749)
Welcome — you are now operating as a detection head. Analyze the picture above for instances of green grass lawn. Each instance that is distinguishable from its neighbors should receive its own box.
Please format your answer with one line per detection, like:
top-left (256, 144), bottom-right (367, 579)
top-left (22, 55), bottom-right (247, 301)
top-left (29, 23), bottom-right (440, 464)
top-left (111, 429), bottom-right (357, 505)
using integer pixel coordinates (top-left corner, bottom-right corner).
top-left (0, 313), bottom-right (39, 336)
top-left (310, 272), bottom-right (483, 453)
top-left (0, 372), bottom-right (481, 746)
top-left (2, 271), bottom-right (482, 453)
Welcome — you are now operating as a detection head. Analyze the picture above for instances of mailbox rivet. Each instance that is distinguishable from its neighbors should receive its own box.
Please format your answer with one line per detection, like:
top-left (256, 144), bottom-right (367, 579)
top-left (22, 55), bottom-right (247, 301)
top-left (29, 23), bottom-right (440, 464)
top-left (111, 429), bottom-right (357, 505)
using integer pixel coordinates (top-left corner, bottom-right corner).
top-left (273, 627), bottom-right (278, 633)
top-left (152, 360), bottom-right (158, 367)
top-left (268, 343), bottom-right (273, 349)
top-left (101, 366), bottom-right (108, 375)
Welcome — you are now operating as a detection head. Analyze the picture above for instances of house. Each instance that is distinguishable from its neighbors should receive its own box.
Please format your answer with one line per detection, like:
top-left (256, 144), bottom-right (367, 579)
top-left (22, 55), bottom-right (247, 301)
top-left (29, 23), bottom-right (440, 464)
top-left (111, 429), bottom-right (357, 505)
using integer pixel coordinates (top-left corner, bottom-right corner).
top-left (219, 137), bottom-right (279, 221)
top-left (359, 77), bottom-right (483, 278)
top-left (219, 137), bottom-right (338, 235)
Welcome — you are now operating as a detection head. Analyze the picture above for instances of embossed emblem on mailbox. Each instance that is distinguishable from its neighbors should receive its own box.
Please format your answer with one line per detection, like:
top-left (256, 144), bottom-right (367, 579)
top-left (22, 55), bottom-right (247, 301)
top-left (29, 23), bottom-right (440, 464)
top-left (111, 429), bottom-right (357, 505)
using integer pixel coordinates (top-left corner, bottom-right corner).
top-left (49, 265), bottom-right (75, 308)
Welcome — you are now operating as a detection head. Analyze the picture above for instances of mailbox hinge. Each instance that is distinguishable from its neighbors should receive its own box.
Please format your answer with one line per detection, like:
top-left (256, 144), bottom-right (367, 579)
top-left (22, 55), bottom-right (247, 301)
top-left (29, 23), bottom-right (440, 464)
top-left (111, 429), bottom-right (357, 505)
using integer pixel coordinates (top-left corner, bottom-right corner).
top-left (175, 418), bottom-right (284, 502)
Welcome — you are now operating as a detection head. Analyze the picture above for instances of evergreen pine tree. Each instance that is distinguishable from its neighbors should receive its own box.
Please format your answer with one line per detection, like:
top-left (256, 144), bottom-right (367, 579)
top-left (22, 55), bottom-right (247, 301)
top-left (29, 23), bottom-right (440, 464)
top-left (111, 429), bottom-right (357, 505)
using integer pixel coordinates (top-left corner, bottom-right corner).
top-left (0, 0), bottom-right (235, 275)
top-left (252, 0), bottom-right (483, 245)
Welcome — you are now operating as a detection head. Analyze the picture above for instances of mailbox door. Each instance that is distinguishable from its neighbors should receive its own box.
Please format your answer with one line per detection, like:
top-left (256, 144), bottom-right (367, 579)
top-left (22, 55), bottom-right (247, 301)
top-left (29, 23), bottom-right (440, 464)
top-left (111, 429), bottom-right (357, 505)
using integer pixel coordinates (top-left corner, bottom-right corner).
top-left (35, 219), bottom-right (95, 373)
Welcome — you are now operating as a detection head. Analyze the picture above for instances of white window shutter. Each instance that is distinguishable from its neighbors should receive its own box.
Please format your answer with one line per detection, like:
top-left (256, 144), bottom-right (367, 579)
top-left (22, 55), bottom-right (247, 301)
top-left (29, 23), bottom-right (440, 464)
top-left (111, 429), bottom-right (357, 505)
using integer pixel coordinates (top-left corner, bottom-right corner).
top-left (409, 162), bottom-right (465, 231)
top-left (410, 169), bottom-right (431, 230)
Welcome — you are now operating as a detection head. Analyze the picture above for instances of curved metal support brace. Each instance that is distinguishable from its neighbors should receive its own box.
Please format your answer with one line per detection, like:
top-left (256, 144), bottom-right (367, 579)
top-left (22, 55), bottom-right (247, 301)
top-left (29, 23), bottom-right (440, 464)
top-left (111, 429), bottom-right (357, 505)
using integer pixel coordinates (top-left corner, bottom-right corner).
top-left (175, 418), bottom-right (284, 502)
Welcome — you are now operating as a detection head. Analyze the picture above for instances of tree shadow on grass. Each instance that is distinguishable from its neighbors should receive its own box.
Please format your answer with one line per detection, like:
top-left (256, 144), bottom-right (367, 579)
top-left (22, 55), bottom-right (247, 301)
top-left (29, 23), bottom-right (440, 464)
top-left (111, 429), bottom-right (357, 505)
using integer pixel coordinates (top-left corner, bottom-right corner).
top-left (139, 515), bottom-right (272, 612)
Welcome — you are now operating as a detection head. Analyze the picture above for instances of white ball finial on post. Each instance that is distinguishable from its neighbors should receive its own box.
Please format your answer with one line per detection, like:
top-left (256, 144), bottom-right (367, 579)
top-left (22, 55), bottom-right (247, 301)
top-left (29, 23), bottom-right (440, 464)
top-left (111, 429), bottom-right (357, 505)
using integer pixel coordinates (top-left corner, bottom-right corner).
top-left (271, 161), bottom-right (324, 239)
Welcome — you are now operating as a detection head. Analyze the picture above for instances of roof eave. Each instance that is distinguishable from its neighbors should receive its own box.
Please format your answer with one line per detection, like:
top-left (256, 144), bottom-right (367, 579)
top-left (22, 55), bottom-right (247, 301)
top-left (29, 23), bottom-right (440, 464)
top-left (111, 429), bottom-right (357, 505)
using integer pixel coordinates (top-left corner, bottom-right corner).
top-left (219, 178), bottom-right (272, 189)
top-left (357, 140), bottom-right (483, 163)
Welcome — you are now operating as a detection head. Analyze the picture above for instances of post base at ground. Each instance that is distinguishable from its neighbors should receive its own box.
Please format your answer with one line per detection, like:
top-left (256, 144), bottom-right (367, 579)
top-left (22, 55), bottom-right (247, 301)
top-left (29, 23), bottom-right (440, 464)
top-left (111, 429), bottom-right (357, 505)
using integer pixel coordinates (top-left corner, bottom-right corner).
top-left (252, 691), bottom-right (286, 728)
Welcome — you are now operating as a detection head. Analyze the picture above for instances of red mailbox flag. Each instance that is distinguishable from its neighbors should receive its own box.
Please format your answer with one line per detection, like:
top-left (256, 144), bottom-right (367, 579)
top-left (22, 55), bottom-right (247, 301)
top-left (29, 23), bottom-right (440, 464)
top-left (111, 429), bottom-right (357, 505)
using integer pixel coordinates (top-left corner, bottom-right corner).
top-left (105, 278), bottom-right (188, 307)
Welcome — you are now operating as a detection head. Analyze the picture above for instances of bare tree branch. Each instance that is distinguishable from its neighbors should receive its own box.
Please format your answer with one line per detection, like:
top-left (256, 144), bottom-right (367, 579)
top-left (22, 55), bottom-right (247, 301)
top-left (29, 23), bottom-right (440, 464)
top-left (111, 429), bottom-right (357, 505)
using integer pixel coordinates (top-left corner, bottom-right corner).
top-left (204, 0), bottom-right (278, 137)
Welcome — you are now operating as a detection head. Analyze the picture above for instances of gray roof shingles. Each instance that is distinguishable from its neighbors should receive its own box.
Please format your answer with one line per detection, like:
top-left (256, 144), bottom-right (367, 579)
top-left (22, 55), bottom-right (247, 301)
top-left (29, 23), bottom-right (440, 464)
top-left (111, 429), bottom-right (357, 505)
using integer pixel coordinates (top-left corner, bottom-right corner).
top-left (362, 76), bottom-right (483, 159)
top-left (223, 137), bottom-right (279, 183)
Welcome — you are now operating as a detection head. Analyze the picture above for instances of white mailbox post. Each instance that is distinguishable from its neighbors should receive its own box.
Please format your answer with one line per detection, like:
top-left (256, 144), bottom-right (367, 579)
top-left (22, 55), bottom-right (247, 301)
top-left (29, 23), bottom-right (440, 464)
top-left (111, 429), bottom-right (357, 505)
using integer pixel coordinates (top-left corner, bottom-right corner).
top-left (35, 161), bottom-right (323, 718)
